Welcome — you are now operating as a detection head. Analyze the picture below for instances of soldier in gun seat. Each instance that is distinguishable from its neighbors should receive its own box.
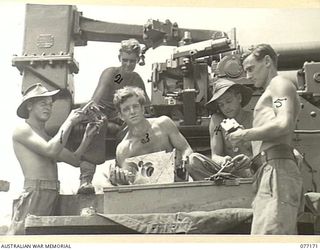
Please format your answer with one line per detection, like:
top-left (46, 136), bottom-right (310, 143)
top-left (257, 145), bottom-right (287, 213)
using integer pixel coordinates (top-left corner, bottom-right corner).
top-left (108, 86), bottom-right (194, 185)
top-left (186, 78), bottom-right (254, 180)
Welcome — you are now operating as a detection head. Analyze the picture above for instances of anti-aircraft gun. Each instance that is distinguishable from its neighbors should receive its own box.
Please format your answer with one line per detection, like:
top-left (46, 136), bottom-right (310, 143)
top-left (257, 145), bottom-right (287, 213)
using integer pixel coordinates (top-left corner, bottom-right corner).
top-left (12, 4), bottom-right (320, 234)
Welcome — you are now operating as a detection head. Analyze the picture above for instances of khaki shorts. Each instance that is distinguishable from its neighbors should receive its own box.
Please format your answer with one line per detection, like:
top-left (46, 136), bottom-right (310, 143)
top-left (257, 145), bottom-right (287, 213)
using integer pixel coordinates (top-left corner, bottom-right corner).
top-left (7, 179), bottom-right (59, 235)
top-left (251, 158), bottom-right (303, 235)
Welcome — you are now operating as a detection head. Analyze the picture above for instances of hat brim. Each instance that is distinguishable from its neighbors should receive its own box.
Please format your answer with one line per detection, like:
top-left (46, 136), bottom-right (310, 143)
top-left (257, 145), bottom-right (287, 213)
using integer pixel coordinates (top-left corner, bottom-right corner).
top-left (17, 89), bottom-right (60, 119)
top-left (205, 84), bottom-right (253, 113)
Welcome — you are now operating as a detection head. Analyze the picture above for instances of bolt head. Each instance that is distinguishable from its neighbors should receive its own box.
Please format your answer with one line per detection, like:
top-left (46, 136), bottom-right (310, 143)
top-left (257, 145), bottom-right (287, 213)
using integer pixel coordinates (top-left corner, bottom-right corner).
top-left (310, 111), bottom-right (317, 117)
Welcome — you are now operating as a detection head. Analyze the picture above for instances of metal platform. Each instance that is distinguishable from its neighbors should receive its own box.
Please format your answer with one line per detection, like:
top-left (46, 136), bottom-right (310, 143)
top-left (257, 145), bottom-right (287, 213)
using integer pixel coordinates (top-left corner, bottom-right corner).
top-left (24, 180), bottom-right (319, 235)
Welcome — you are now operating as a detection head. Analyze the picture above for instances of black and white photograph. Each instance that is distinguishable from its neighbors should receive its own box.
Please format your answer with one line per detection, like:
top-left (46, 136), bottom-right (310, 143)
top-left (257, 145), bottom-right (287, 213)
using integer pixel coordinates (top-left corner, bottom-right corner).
top-left (0, 0), bottom-right (319, 247)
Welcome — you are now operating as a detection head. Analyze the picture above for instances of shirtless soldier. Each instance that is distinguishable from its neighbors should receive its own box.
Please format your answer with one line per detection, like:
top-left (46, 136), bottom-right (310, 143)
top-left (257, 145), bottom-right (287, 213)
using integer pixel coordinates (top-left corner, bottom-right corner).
top-left (109, 86), bottom-right (193, 185)
top-left (92, 38), bottom-right (150, 123)
top-left (227, 44), bottom-right (303, 234)
top-left (77, 39), bottom-right (150, 193)
top-left (187, 78), bottom-right (254, 180)
top-left (10, 83), bottom-right (99, 234)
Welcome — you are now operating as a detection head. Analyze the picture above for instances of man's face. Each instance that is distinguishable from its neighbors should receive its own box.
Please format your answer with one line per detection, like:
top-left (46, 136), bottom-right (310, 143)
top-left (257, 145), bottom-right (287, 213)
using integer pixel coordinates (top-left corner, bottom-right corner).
top-left (29, 97), bottom-right (53, 122)
top-left (243, 54), bottom-right (268, 88)
top-left (119, 52), bottom-right (139, 73)
top-left (119, 95), bottom-right (144, 125)
top-left (217, 90), bottom-right (242, 118)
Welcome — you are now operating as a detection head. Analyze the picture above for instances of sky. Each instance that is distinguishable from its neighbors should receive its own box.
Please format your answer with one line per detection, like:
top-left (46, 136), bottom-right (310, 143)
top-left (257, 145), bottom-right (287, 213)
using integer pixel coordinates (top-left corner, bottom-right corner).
top-left (0, 2), bottom-right (319, 225)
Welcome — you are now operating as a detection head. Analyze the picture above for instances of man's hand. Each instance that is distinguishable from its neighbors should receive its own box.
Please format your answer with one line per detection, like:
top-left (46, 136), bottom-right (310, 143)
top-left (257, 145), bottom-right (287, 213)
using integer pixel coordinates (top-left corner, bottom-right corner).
top-left (108, 162), bottom-right (135, 186)
top-left (84, 121), bottom-right (103, 139)
top-left (221, 155), bottom-right (232, 166)
top-left (81, 101), bottom-right (107, 124)
top-left (226, 128), bottom-right (246, 147)
top-left (175, 157), bottom-right (189, 181)
top-left (220, 157), bottom-right (234, 173)
top-left (68, 108), bottom-right (86, 125)
top-left (230, 154), bottom-right (251, 171)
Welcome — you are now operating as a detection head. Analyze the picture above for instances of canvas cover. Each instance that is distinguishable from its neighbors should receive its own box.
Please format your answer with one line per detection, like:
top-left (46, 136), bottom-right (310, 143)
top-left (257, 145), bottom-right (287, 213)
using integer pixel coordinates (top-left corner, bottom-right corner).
top-left (97, 208), bottom-right (253, 234)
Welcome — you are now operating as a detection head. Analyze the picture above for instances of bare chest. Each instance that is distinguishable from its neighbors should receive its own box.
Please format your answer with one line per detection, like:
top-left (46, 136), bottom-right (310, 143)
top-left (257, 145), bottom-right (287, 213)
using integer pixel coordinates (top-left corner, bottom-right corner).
top-left (253, 92), bottom-right (276, 127)
top-left (13, 142), bottom-right (57, 179)
top-left (126, 129), bottom-right (173, 158)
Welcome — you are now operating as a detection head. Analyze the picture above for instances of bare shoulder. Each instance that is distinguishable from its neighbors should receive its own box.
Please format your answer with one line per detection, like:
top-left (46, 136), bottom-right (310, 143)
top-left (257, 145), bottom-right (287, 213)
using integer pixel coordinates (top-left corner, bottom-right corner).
top-left (209, 114), bottom-right (224, 135)
top-left (12, 122), bottom-right (32, 141)
top-left (99, 67), bottom-right (117, 82)
top-left (116, 135), bottom-right (130, 156)
top-left (130, 71), bottom-right (141, 78)
top-left (153, 115), bottom-right (176, 128)
top-left (101, 67), bottom-right (116, 75)
top-left (157, 115), bottom-right (174, 123)
top-left (210, 113), bottom-right (224, 125)
top-left (116, 136), bottom-right (129, 152)
top-left (269, 75), bottom-right (297, 94)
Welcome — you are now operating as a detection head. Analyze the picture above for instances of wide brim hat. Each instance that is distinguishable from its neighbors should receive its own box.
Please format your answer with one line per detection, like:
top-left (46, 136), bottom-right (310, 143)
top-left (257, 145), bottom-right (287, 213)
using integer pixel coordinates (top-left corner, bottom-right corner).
top-left (17, 83), bottom-right (60, 119)
top-left (205, 78), bottom-right (253, 113)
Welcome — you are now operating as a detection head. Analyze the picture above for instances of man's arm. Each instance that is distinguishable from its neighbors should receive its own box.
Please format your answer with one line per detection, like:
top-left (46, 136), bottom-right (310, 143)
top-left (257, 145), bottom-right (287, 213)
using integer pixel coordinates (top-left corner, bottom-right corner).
top-left (57, 148), bottom-right (80, 167)
top-left (58, 122), bottom-right (100, 166)
top-left (115, 141), bottom-right (128, 168)
top-left (160, 116), bottom-right (193, 160)
top-left (229, 77), bottom-right (298, 143)
top-left (91, 68), bottom-right (114, 105)
top-left (108, 142), bottom-right (131, 186)
top-left (12, 110), bottom-right (84, 159)
top-left (115, 143), bottom-right (124, 167)
top-left (209, 115), bottom-right (231, 165)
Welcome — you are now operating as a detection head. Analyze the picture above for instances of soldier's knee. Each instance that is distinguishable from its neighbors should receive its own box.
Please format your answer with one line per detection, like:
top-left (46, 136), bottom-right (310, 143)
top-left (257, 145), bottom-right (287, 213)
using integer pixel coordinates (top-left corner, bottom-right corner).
top-left (186, 153), bottom-right (199, 172)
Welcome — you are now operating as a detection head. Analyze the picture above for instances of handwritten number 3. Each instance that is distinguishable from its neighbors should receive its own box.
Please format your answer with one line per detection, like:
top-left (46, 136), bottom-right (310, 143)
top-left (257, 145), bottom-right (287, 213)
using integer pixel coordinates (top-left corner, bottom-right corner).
top-left (141, 133), bottom-right (150, 144)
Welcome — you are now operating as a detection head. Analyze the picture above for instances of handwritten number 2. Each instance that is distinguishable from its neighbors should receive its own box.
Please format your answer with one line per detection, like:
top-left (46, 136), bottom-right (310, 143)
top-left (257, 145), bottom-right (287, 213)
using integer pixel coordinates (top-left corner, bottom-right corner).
top-left (114, 74), bottom-right (123, 84)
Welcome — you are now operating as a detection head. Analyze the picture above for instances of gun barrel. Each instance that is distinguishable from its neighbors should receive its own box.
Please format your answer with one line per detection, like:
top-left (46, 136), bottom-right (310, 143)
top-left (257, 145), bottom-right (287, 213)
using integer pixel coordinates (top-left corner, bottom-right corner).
top-left (243, 41), bottom-right (320, 70)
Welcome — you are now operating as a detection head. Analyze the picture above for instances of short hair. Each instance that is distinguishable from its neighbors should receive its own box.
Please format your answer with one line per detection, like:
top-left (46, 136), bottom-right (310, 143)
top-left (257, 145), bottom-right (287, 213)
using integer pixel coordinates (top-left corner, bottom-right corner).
top-left (241, 43), bottom-right (278, 67)
top-left (113, 86), bottom-right (146, 112)
top-left (119, 39), bottom-right (141, 56)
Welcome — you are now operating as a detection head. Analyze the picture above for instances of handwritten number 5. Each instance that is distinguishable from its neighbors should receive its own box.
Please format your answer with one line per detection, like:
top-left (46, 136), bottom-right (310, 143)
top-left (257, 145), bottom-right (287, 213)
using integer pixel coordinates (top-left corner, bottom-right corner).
top-left (274, 98), bottom-right (287, 108)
